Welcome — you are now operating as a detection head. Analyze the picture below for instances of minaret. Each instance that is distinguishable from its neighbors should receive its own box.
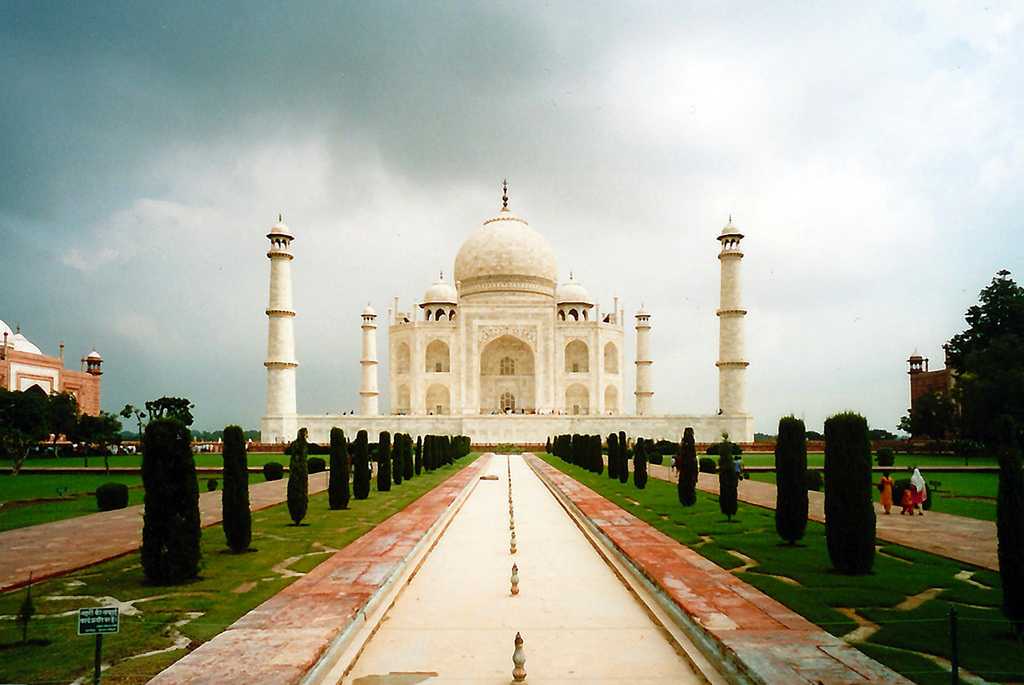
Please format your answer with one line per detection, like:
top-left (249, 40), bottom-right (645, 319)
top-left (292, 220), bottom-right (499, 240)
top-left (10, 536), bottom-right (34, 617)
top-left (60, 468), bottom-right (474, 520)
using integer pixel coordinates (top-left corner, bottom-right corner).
top-left (264, 216), bottom-right (298, 437)
top-left (360, 303), bottom-right (379, 415)
top-left (716, 217), bottom-right (748, 415)
top-left (634, 307), bottom-right (653, 415)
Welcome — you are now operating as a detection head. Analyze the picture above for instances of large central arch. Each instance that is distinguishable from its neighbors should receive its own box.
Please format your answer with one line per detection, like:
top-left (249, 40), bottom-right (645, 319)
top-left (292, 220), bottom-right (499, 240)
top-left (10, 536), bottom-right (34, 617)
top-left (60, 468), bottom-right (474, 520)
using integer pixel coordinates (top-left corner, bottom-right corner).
top-left (479, 335), bottom-right (535, 414)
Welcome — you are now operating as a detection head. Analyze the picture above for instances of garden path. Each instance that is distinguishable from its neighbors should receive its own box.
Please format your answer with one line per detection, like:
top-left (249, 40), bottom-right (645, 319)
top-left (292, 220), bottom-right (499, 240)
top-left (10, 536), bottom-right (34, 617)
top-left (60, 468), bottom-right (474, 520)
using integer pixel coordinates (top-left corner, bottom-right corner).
top-left (0, 472), bottom-right (329, 592)
top-left (646, 462), bottom-right (998, 571)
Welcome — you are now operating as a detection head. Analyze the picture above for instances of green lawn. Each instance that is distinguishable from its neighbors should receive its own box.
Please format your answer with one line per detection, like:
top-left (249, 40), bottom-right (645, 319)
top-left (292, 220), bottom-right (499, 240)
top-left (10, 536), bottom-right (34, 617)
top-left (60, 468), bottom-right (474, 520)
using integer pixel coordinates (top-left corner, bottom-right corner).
top-left (0, 474), bottom-right (146, 532)
top-left (540, 453), bottom-right (1021, 685)
top-left (5, 452), bottom-right (289, 469)
top-left (0, 455), bottom-right (479, 685)
top-left (738, 451), bottom-right (998, 468)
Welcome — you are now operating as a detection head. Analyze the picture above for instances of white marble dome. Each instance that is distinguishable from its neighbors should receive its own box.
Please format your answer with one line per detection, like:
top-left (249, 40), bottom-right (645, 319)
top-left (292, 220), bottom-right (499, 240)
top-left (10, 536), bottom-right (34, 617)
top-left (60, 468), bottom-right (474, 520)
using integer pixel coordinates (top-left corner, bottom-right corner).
top-left (555, 274), bottom-right (592, 305)
top-left (454, 209), bottom-right (558, 287)
top-left (12, 332), bottom-right (42, 355)
top-left (423, 273), bottom-right (458, 305)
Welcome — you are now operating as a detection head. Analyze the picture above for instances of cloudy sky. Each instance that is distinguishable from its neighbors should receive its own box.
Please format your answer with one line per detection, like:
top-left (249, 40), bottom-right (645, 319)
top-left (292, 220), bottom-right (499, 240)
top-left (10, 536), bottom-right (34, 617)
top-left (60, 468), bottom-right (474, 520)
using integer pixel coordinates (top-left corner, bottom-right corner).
top-left (2, 2), bottom-right (1021, 434)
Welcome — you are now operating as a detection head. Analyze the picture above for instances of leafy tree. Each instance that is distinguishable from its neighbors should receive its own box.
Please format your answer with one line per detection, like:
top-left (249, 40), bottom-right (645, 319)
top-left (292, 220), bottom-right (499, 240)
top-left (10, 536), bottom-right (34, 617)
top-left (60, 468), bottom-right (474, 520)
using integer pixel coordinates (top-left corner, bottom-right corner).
top-left (16, 574), bottom-right (34, 644)
top-left (145, 396), bottom-right (195, 427)
top-left (0, 388), bottom-right (51, 473)
top-left (718, 440), bottom-right (738, 521)
top-left (48, 392), bottom-right (78, 456)
top-left (805, 430), bottom-right (824, 441)
top-left (947, 270), bottom-right (1024, 443)
top-left (377, 431), bottom-right (392, 492)
top-left (141, 418), bottom-right (201, 584)
top-left (678, 428), bottom-right (698, 506)
top-left (286, 428), bottom-right (309, 525)
top-left (899, 391), bottom-right (957, 439)
top-left (221, 425), bottom-right (251, 552)
top-left (633, 438), bottom-right (648, 489)
top-left (824, 412), bottom-right (875, 574)
top-left (352, 430), bottom-right (371, 499)
top-left (72, 412), bottom-right (122, 471)
top-left (415, 435), bottom-right (423, 475)
top-left (328, 427), bottom-right (350, 510)
top-left (996, 417), bottom-right (1024, 638)
top-left (120, 404), bottom-right (147, 438)
top-left (868, 428), bottom-right (897, 441)
top-left (775, 416), bottom-right (808, 544)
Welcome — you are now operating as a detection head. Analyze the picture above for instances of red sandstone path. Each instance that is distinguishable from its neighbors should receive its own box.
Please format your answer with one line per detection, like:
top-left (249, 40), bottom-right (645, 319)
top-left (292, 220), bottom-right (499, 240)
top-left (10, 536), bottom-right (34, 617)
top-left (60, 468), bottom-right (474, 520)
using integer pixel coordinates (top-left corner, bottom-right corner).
top-left (644, 462), bottom-right (999, 571)
top-left (0, 473), bottom-right (329, 593)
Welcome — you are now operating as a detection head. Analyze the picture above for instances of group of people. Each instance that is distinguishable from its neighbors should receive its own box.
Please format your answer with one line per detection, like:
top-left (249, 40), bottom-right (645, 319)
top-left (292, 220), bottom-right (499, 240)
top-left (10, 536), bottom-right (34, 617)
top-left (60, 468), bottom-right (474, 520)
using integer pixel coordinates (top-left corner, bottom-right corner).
top-left (878, 468), bottom-right (928, 516)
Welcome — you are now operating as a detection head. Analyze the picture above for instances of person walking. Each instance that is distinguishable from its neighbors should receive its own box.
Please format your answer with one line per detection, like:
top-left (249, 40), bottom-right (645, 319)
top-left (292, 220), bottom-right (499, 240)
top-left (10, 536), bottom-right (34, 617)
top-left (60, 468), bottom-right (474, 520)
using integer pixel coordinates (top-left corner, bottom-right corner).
top-left (879, 471), bottom-right (894, 514)
top-left (910, 468), bottom-right (927, 516)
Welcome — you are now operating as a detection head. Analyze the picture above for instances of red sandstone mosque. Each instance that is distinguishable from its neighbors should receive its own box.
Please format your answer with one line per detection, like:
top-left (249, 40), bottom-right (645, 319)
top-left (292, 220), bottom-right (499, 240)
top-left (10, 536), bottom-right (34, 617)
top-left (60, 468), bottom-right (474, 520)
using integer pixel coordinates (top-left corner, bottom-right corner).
top-left (0, 319), bottom-right (103, 415)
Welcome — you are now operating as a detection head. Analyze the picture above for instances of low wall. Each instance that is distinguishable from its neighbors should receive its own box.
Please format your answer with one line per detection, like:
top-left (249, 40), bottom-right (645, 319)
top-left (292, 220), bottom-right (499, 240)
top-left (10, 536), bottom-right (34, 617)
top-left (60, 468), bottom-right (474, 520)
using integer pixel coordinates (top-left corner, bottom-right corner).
top-left (262, 413), bottom-right (754, 445)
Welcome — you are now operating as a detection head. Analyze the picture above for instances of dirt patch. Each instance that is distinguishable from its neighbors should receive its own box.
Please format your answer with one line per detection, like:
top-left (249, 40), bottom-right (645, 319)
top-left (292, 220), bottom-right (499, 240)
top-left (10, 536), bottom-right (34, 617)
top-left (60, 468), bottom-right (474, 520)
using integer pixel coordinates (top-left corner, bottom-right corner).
top-left (836, 607), bottom-right (879, 643)
top-left (893, 587), bottom-right (944, 611)
top-left (232, 581), bottom-right (257, 594)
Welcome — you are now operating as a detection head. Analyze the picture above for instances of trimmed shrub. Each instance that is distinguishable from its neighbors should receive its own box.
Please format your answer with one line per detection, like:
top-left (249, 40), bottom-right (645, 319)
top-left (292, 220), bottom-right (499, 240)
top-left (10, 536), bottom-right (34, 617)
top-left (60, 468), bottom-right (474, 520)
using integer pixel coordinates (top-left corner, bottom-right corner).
top-left (307, 457), bottom-right (326, 474)
top-left (377, 431), bottom-right (392, 492)
top-left (545, 436), bottom-right (551, 454)
top-left (996, 417), bottom-right (1024, 638)
top-left (775, 416), bottom-right (808, 544)
top-left (618, 432), bottom-right (630, 485)
top-left (875, 447), bottom-right (895, 467)
top-left (392, 433), bottom-right (403, 486)
top-left (706, 442), bottom-right (744, 456)
top-left (141, 418), bottom-right (201, 584)
top-left (607, 433), bottom-right (619, 480)
top-left (353, 430), bottom-right (371, 499)
top-left (678, 427), bottom-right (698, 506)
top-left (263, 461), bottom-right (284, 481)
top-left (96, 482), bottom-right (129, 511)
top-left (718, 441), bottom-right (738, 521)
top-left (592, 435), bottom-right (604, 475)
top-left (403, 434), bottom-right (415, 480)
top-left (824, 412), bottom-right (875, 574)
top-left (306, 442), bottom-right (330, 456)
top-left (222, 425), bottom-right (251, 552)
top-left (287, 428), bottom-right (309, 525)
top-left (648, 452), bottom-right (664, 466)
top-left (654, 439), bottom-right (677, 455)
top-left (415, 435), bottom-right (423, 475)
top-left (805, 470), bottom-right (823, 491)
top-left (328, 427), bottom-right (350, 510)
top-left (633, 439), bottom-right (648, 489)
top-left (207, 478), bottom-right (218, 491)
top-left (698, 456), bottom-right (716, 474)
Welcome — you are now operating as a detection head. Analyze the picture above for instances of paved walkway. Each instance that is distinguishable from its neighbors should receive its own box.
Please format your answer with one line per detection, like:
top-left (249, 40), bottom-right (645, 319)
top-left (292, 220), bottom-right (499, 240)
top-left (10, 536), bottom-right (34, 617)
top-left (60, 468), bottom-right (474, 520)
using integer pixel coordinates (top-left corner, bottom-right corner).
top-left (341, 455), bottom-right (709, 684)
top-left (646, 462), bottom-right (999, 571)
top-left (531, 455), bottom-right (911, 685)
top-left (0, 472), bottom-right (330, 592)
top-left (150, 459), bottom-right (485, 685)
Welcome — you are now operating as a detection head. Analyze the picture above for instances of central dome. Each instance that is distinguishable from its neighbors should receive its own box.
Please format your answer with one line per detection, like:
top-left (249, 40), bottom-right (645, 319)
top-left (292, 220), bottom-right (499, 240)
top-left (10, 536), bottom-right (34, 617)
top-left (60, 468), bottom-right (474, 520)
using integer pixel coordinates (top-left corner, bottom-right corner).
top-left (453, 208), bottom-right (558, 292)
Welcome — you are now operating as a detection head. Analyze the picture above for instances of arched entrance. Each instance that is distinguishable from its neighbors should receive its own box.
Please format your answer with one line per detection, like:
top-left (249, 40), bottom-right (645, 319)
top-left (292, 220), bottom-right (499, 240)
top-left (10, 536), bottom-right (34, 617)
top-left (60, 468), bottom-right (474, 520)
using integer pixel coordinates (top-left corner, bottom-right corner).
top-left (480, 335), bottom-right (535, 414)
top-left (566, 384), bottom-right (589, 415)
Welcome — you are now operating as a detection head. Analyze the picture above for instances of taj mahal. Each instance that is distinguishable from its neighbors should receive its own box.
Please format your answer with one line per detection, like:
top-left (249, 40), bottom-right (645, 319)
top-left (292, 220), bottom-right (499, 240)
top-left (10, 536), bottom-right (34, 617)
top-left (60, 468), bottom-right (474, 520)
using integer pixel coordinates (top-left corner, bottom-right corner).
top-left (260, 182), bottom-right (752, 445)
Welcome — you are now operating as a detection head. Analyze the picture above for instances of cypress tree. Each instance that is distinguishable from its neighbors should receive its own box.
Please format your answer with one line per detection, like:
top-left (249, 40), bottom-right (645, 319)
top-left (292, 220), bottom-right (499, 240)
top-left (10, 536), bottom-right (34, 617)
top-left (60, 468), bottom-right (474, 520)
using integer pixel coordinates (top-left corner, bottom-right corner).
top-left (392, 433), bottom-right (403, 485)
top-left (619, 433), bottom-right (630, 484)
top-left (377, 431), bottom-right (392, 491)
top-left (222, 425), bottom-right (251, 552)
top-left (546, 436), bottom-right (551, 454)
top-left (353, 430), bottom-right (371, 500)
top-left (678, 427), bottom-right (698, 506)
top-left (415, 435), bottom-right (423, 475)
top-left (824, 412), bottom-right (875, 574)
top-left (775, 416), bottom-right (808, 544)
top-left (593, 435), bottom-right (604, 475)
top-left (141, 418), bottom-right (201, 584)
top-left (633, 438), bottom-right (648, 489)
top-left (403, 434), bottom-right (415, 480)
top-left (287, 428), bottom-right (309, 525)
top-left (607, 433), bottom-right (619, 479)
top-left (996, 417), bottom-right (1024, 638)
top-left (328, 427), bottom-right (350, 510)
top-left (718, 438), bottom-right (738, 521)
top-left (425, 435), bottom-right (434, 471)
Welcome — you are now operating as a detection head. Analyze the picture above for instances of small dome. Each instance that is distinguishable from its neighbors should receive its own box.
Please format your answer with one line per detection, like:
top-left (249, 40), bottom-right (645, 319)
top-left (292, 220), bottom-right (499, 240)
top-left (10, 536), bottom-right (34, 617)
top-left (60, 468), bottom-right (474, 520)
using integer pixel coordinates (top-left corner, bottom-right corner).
top-left (12, 332), bottom-right (42, 355)
top-left (719, 216), bottom-right (744, 239)
top-left (556, 273), bottom-right (593, 305)
top-left (423, 273), bottom-right (458, 305)
top-left (454, 209), bottom-right (558, 289)
top-left (362, 303), bottom-right (377, 317)
top-left (267, 214), bottom-right (294, 240)
top-left (86, 349), bottom-right (103, 361)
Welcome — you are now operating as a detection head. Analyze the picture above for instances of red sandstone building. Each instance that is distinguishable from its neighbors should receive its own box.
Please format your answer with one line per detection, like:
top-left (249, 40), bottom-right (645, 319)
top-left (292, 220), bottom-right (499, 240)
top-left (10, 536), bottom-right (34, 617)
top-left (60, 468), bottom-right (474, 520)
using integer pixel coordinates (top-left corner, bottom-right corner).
top-left (907, 348), bottom-right (954, 411)
top-left (0, 320), bottom-right (103, 415)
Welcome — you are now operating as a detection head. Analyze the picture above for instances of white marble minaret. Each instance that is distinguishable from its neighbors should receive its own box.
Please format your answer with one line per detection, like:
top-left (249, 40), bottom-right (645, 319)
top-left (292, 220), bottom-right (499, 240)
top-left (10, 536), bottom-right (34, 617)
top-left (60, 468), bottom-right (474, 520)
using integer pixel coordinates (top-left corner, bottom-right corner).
top-left (263, 215), bottom-right (298, 442)
top-left (634, 308), bottom-right (653, 415)
top-left (716, 217), bottom-right (748, 415)
top-left (360, 304), bottom-right (380, 415)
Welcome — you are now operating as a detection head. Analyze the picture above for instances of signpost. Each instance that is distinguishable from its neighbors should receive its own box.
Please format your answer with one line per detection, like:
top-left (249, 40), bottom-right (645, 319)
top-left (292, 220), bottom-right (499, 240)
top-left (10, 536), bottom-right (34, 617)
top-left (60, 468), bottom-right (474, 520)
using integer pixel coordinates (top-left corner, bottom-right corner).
top-left (78, 607), bottom-right (119, 685)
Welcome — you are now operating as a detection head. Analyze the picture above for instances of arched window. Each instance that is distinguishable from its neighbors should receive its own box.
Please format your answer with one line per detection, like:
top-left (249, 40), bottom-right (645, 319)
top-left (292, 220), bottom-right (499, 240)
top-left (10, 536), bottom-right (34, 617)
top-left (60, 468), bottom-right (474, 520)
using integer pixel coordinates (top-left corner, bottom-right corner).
top-left (500, 356), bottom-right (515, 376)
top-left (425, 310), bottom-right (432, 321)
top-left (449, 309), bottom-right (456, 320)
top-left (604, 342), bottom-right (619, 374)
top-left (395, 342), bottom-right (411, 374)
top-left (425, 340), bottom-right (450, 373)
top-left (569, 308), bottom-right (579, 321)
top-left (500, 392), bottom-right (516, 413)
top-left (565, 340), bottom-right (589, 373)
top-left (435, 308), bottom-right (447, 321)
top-left (558, 310), bottom-right (566, 321)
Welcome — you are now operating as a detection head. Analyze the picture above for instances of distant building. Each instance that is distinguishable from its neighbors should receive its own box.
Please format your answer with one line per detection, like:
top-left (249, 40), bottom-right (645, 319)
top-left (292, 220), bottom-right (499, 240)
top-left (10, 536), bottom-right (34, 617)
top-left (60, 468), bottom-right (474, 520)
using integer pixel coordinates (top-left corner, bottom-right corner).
top-left (0, 319), bottom-right (103, 415)
top-left (907, 347), bottom-right (954, 411)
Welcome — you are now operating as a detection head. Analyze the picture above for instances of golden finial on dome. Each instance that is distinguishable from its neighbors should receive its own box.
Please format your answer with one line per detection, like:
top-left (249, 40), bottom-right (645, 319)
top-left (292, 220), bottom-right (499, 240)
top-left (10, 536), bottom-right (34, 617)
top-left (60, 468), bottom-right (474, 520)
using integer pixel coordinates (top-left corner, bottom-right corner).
top-left (502, 178), bottom-right (509, 211)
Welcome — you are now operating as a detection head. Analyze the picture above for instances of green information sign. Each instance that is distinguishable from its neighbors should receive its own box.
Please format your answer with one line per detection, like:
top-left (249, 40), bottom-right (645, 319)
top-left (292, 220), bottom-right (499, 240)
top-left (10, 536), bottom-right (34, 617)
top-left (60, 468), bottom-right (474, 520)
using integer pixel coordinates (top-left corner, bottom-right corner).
top-left (78, 607), bottom-right (119, 635)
